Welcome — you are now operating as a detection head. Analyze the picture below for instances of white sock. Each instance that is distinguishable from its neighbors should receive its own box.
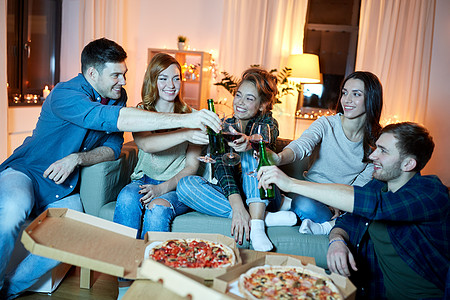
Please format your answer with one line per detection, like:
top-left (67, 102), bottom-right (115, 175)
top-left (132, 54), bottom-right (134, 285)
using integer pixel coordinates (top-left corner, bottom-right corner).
top-left (299, 219), bottom-right (333, 235)
top-left (250, 219), bottom-right (273, 252)
top-left (265, 211), bottom-right (297, 227)
top-left (279, 194), bottom-right (292, 211)
top-left (117, 286), bottom-right (130, 300)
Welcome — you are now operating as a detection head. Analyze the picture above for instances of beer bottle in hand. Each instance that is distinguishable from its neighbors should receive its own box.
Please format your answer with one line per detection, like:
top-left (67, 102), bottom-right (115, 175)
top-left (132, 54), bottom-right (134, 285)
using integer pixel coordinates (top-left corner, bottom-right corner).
top-left (258, 141), bottom-right (275, 199)
top-left (206, 99), bottom-right (226, 156)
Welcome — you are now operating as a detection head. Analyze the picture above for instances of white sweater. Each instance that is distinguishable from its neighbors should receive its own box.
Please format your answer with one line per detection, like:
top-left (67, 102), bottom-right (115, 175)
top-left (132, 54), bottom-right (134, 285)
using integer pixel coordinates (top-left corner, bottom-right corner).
top-left (286, 113), bottom-right (373, 187)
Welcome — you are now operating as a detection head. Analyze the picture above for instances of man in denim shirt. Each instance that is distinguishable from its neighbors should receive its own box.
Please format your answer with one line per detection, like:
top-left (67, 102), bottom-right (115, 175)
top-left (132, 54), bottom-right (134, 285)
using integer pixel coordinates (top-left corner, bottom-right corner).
top-left (258, 122), bottom-right (449, 299)
top-left (0, 38), bottom-right (220, 299)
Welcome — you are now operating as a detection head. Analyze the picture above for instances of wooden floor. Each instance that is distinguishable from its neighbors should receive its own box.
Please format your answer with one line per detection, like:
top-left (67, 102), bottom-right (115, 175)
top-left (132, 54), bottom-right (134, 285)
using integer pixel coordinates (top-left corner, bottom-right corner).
top-left (17, 267), bottom-right (118, 300)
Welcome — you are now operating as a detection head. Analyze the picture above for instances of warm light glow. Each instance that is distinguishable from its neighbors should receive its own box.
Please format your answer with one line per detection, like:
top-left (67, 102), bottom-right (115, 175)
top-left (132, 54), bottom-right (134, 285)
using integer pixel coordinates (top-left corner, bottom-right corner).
top-left (303, 84), bottom-right (323, 98)
top-left (43, 85), bottom-right (50, 99)
top-left (287, 54), bottom-right (321, 83)
top-left (380, 115), bottom-right (402, 127)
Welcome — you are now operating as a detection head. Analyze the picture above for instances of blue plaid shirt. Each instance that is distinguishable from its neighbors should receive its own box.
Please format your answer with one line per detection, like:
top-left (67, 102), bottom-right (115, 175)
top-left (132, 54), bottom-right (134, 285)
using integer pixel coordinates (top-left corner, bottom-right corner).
top-left (335, 173), bottom-right (450, 299)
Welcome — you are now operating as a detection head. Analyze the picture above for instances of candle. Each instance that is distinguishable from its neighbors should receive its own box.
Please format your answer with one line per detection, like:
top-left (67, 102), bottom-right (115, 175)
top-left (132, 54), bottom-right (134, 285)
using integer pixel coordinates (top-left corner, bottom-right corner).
top-left (43, 86), bottom-right (50, 99)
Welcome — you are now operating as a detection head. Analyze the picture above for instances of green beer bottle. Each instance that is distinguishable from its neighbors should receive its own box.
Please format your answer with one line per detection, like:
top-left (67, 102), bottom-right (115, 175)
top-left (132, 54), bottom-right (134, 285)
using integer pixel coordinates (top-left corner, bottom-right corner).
top-left (258, 140), bottom-right (275, 199)
top-left (206, 99), bottom-right (226, 156)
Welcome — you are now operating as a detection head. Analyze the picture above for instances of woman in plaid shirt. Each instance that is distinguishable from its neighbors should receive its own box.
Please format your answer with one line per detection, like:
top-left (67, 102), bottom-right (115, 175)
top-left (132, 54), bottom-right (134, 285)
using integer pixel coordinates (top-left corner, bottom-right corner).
top-left (177, 67), bottom-right (297, 251)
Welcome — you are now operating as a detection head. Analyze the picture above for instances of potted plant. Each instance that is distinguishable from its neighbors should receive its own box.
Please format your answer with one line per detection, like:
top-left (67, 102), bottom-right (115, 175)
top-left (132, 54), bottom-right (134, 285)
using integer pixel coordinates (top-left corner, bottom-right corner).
top-left (177, 35), bottom-right (187, 50)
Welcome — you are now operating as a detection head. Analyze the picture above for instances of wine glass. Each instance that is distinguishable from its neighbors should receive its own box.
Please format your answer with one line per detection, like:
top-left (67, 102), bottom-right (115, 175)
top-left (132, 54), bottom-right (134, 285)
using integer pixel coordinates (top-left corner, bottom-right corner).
top-left (197, 111), bottom-right (225, 163)
top-left (222, 116), bottom-right (243, 166)
top-left (247, 122), bottom-right (271, 177)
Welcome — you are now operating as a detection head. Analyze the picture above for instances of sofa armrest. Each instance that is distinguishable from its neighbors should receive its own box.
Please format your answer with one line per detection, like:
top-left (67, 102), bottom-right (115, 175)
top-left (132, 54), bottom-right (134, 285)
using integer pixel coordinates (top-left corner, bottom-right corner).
top-left (79, 142), bottom-right (138, 217)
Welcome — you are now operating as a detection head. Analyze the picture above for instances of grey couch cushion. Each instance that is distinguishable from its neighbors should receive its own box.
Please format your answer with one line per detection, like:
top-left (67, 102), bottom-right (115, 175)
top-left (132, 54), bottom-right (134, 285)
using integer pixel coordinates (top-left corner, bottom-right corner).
top-left (172, 211), bottom-right (251, 249)
top-left (80, 142), bottom-right (138, 216)
top-left (266, 226), bottom-right (329, 268)
top-left (98, 201), bottom-right (116, 221)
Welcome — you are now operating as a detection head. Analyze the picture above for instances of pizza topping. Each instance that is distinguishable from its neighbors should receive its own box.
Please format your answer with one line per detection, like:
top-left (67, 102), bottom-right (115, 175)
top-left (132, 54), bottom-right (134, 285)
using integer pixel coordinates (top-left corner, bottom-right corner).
top-left (148, 238), bottom-right (236, 269)
top-left (239, 266), bottom-right (343, 300)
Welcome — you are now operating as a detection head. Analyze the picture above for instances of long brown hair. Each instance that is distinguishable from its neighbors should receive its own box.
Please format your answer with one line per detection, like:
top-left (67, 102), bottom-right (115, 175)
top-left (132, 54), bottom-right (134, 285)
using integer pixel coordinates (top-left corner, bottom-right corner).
top-left (141, 53), bottom-right (191, 113)
top-left (335, 71), bottom-right (383, 162)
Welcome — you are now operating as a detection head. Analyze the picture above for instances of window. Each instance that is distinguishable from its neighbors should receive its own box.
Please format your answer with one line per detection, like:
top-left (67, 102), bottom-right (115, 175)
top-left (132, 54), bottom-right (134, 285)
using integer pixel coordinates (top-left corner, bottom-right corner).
top-left (7, 0), bottom-right (62, 106)
top-left (302, 0), bottom-right (361, 110)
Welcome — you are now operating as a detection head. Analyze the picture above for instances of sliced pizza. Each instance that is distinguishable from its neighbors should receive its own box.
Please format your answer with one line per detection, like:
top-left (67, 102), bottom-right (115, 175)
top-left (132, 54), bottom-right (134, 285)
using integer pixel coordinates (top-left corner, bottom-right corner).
top-left (148, 238), bottom-right (236, 269)
top-left (238, 265), bottom-right (343, 300)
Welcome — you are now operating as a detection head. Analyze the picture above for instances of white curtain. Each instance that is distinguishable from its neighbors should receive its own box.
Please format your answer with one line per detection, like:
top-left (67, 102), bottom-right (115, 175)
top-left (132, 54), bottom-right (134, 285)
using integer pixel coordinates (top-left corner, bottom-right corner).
top-left (218, 0), bottom-right (309, 139)
top-left (356, 0), bottom-right (435, 125)
top-left (79, 0), bottom-right (126, 46)
top-left (219, 0), bottom-right (308, 76)
top-left (60, 0), bottom-right (126, 81)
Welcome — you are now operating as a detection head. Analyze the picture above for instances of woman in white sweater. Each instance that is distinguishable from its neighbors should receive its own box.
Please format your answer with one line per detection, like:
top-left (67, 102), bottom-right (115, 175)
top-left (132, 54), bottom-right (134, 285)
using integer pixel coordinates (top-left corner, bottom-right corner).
top-left (270, 71), bottom-right (383, 235)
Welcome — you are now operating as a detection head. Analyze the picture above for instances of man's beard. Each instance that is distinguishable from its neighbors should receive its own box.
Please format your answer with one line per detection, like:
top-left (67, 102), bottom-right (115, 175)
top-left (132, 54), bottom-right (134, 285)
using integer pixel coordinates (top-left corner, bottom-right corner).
top-left (373, 159), bottom-right (402, 182)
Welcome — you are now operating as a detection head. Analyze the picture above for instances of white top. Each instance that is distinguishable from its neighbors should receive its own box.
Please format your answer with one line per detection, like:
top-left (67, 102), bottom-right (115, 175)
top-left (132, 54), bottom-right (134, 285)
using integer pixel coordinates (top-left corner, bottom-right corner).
top-left (286, 113), bottom-right (373, 186)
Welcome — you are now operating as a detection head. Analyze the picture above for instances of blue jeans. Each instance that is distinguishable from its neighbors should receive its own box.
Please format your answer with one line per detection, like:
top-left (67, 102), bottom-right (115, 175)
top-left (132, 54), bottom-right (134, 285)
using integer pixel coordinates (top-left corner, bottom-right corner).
top-left (113, 175), bottom-right (189, 239)
top-left (176, 150), bottom-right (281, 217)
top-left (290, 194), bottom-right (332, 223)
top-left (0, 168), bottom-right (84, 299)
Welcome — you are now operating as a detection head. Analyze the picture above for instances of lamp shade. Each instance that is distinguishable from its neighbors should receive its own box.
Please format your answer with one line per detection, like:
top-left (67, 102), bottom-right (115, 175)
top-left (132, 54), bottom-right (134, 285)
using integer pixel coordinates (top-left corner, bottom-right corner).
top-left (287, 54), bottom-right (321, 83)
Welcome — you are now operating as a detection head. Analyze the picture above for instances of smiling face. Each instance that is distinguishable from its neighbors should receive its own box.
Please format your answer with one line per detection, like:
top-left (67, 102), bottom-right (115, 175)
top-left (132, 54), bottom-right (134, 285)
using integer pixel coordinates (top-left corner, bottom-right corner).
top-left (93, 62), bottom-right (127, 99)
top-left (340, 78), bottom-right (366, 119)
top-left (157, 64), bottom-right (181, 103)
top-left (369, 133), bottom-right (404, 182)
top-left (233, 81), bottom-right (264, 121)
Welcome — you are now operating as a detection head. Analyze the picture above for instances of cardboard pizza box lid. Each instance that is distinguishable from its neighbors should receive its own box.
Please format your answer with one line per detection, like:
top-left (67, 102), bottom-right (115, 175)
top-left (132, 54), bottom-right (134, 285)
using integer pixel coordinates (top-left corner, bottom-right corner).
top-left (238, 249), bottom-right (316, 266)
top-left (135, 259), bottom-right (233, 300)
top-left (213, 255), bottom-right (357, 300)
top-left (21, 208), bottom-right (241, 280)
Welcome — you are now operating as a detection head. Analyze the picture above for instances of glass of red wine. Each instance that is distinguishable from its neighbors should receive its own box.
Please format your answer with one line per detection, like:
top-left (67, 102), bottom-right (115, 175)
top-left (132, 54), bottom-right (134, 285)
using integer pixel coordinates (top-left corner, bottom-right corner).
top-left (247, 122), bottom-right (271, 177)
top-left (222, 116), bottom-right (243, 166)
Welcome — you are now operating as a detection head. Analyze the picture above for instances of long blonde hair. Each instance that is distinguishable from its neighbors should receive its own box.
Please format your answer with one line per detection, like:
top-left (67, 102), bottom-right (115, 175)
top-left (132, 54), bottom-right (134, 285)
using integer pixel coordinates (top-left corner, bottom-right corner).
top-left (141, 53), bottom-right (191, 113)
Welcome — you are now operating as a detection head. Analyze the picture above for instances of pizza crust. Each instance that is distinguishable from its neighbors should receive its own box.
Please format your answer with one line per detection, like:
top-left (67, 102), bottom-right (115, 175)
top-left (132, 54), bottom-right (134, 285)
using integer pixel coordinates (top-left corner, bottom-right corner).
top-left (147, 238), bottom-right (237, 269)
top-left (238, 265), bottom-right (343, 300)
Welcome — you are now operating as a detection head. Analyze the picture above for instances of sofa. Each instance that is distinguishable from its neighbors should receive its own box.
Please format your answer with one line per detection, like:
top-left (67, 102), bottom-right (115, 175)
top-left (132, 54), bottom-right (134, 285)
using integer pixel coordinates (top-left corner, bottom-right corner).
top-left (79, 139), bottom-right (329, 268)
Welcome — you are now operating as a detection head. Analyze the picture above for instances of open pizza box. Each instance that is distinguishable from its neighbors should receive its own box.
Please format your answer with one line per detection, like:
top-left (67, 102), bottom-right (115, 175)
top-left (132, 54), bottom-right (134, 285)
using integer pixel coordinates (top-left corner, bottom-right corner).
top-left (213, 255), bottom-right (357, 300)
top-left (20, 208), bottom-right (241, 283)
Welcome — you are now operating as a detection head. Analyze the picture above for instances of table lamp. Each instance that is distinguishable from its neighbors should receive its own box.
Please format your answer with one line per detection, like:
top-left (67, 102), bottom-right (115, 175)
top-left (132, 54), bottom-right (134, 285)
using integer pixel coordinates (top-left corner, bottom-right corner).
top-left (287, 53), bottom-right (321, 111)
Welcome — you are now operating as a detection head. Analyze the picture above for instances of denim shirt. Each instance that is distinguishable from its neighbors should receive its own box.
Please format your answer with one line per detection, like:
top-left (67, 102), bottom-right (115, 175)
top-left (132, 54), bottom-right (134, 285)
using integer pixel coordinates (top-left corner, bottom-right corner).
top-left (0, 73), bottom-right (126, 208)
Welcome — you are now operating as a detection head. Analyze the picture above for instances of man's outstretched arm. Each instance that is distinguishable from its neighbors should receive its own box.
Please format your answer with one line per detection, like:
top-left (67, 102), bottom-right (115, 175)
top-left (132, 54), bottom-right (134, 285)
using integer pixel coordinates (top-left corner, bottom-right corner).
top-left (257, 165), bottom-right (355, 213)
top-left (117, 107), bottom-right (221, 133)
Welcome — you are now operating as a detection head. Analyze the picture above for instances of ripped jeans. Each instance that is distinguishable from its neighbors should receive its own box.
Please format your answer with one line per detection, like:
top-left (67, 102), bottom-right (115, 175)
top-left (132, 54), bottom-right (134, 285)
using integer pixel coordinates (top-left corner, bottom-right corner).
top-left (113, 175), bottom-right (189, 239)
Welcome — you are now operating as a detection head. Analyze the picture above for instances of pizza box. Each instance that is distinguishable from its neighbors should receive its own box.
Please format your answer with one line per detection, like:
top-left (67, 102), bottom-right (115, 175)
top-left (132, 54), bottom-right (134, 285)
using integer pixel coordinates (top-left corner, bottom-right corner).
top-left (213, 255), bottom-right (356, 300)
top-left (21, 208), bottom-right (241, 282)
